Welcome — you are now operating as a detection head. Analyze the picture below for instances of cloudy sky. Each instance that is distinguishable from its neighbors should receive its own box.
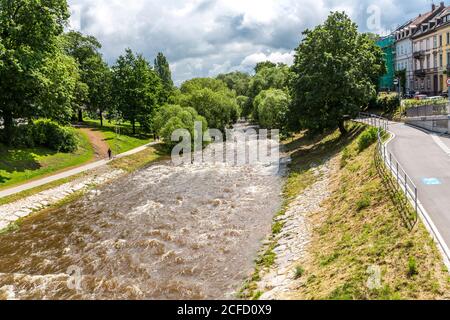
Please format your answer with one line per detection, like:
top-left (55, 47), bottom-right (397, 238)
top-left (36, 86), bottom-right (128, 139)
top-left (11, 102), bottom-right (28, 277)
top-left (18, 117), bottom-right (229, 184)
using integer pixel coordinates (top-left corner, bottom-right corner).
top-left (68, 0), bottom-right (439, 85)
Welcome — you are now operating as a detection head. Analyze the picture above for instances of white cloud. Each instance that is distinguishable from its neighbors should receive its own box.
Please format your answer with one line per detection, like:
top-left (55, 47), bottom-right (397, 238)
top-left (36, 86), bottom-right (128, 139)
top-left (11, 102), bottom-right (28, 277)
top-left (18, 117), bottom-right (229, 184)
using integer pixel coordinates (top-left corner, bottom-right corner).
top-left (67, 0), bottom-right (436, 84)
top-left (241, 51), bottom-right (295, 69)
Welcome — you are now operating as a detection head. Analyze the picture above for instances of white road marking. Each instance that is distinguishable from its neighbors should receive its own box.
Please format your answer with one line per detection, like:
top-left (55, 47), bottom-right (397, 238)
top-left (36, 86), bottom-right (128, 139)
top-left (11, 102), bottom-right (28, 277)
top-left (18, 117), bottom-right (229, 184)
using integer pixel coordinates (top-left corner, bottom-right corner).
top-left (430, 134), bottom-right (450, 156)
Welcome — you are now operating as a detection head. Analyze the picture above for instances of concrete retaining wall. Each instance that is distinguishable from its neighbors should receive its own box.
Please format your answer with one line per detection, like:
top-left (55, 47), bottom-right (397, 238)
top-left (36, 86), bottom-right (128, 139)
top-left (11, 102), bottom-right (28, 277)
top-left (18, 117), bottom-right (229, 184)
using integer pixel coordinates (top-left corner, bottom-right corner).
top-left (405, 115), bottom-right (450, 134)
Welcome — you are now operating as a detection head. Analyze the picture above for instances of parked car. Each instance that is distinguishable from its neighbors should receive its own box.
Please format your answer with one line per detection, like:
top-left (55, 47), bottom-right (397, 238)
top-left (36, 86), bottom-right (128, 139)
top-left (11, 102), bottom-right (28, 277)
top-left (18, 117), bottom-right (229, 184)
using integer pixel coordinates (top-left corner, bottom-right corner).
top-left (404, 91), bottom-right (415, 99)
top-left (441, 91), bottom-right (449, 98)
top-left (413, 92), bottom-right (427, 100)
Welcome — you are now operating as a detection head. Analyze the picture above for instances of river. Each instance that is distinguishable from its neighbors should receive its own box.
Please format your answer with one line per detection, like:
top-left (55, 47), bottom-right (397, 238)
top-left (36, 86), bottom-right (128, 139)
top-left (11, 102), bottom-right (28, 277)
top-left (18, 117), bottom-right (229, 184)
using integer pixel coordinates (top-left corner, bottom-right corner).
top-left (0, 125), bottom-right (284, 300)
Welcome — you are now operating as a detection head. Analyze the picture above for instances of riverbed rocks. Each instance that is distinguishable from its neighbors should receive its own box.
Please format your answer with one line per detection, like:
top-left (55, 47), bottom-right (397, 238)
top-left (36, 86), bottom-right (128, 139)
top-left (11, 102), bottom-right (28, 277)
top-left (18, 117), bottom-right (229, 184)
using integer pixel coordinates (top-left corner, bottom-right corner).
top-left (0, 167), bottom-right (124, 231)
top-left (256, 159), bottom-right (335, 300)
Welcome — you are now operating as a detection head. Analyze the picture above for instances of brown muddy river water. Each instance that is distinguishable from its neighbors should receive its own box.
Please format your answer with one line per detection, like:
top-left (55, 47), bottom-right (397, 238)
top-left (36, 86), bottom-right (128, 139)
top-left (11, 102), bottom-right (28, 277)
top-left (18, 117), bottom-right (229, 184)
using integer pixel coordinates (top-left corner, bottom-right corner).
top-left (0, 131), bottom-right (284, 300)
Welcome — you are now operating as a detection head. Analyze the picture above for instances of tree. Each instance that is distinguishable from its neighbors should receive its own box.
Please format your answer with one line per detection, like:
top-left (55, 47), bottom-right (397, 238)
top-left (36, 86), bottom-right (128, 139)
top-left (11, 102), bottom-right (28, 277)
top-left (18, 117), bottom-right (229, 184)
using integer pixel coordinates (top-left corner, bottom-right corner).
top-left (63, 31), bottom-right (105, 122)
top-left (178, 77), bottom-right (241, 130)
top-left (88, 57), bottom-right (113, 127)
top-left (289, 12), bottom-right (385, 134)
top-left (253, 89), bottom-right (290, 134)
top-left (154, 52), bottom-right (174, 102)
top-left (255, 61), bottom-right (276, 73)
top-left (0, 0), bottom-right (72, 144)
top-left (180, 78), bottom-right (230, 95)
top-left (245, 63), bottom-right (291, 117)
top-left (153, 104), bottom-right (207, 149)
top-left (395, 69), bottom-right (407, 94)
top-left (179, 88), bottom-right (240, 130)
top-left (216, 71), bottom-right (251, 96)
top-left (112, 49), bottom-right (162, 134)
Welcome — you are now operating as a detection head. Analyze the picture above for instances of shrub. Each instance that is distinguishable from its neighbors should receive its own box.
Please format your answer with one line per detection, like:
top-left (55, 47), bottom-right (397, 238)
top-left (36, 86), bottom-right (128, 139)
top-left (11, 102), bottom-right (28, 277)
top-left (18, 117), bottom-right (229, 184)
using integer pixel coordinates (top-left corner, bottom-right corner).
top-left (356, 196), bottom-right (371, 212)
top-left (407, 256), bottom-right (418, 277)
top-left (294, 266), bottom-right (305, 279)
top-left (9, 119), bottom-right (78, 153)
top-left (357, 127), bottom-right (378, 153)
top-left (376, 93), bottom-right (400, 114)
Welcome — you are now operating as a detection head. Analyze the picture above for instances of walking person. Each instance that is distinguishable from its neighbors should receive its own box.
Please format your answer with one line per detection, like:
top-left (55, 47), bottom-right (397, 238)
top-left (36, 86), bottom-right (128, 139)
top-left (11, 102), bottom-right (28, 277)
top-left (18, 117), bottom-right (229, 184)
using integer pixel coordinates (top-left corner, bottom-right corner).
top-left (108, 148), bottom-right (113, 160)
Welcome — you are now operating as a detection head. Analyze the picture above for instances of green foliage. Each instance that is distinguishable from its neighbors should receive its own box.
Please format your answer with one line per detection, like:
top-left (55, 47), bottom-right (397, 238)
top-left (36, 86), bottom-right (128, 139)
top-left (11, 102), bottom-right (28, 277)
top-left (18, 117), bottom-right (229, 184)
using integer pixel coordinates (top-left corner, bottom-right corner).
top-left (356, 196), bottom-right (371, 212)
top-left (246, 63), bottom-right (291, 117)
top-left (216, 71), bottom-right (251, 96)
top-left (178, 78), bottom-right (240, 130)
top-left (63, 31), bottom-right (113, 124)
top-left (407, 257), bottom-right (419, 278)
top-left (294, 266), bottom-right (305, 279)
top-left (272, 221), bottom-right (284, 235)
top-left (10, 119), bottom-right (78, 153)
top-left (180, 78), bottom-right (230, 94)
top-left (153, 104), bottom-right (207, 149)
top-left (357, 127), bottom-right (378, 152)
top-left (0, 0), bottom-right (74, 143)
top-left (289, 12), bottom-right (385, 134)
top-left (253, 89), bottom-right (290, 134)
top-left (402, 98), bottom-right (447, 109)
top-left (376, 93), bottom-right (400, 114)
top-left (154, 52), bottom-right (174, 102)
top-left (112, 49), bottom-right (162, 134)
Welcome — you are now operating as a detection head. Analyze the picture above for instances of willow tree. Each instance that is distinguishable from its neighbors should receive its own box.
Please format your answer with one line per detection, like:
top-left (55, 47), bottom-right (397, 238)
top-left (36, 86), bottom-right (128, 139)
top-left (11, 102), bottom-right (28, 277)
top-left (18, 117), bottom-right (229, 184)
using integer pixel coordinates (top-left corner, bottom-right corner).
top-left (289, 12), bottom-right (385, 134)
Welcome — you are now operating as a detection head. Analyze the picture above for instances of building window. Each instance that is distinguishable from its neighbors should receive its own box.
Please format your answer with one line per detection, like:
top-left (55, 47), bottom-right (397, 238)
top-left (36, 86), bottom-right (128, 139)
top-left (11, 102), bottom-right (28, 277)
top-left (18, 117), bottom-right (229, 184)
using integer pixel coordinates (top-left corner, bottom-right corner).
top-left (440, 35), bottom-right (443, 47)
top-left (440, 54), bottom-right (443, 67)
top-left (434, 36), bottom-right (437, 48)
top-left (447, 52), bottom-right (450, 67)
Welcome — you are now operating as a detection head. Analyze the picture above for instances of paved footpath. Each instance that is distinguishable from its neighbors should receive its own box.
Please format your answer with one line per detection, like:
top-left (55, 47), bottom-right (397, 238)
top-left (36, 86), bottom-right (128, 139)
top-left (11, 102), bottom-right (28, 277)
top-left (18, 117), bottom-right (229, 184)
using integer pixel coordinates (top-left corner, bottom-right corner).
top-left (0, 142), bottom-right (158, 199)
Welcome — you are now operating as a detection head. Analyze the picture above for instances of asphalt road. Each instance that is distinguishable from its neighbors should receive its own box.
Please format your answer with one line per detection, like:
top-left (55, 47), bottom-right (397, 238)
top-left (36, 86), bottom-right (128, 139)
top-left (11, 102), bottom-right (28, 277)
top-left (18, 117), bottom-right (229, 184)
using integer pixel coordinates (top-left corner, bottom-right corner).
top-left (387, 122), bottom-right (450, 258)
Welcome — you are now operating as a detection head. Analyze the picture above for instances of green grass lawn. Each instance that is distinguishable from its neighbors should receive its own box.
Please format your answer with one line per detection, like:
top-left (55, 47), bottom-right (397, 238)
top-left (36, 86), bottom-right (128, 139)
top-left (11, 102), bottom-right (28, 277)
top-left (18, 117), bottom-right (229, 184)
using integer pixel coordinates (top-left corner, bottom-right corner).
top-left (84, 118), bottom-right (154, 154)
top-left (0, 130), bottom-right (94, 191)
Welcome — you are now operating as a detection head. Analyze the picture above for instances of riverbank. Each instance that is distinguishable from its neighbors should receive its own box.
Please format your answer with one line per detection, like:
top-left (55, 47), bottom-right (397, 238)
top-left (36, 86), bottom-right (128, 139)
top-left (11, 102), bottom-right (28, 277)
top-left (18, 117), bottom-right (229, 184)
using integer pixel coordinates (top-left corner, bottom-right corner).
top-left (243, 123), bottom-right (450, 300)
top-left (0, 146), bottom-right (164, 234)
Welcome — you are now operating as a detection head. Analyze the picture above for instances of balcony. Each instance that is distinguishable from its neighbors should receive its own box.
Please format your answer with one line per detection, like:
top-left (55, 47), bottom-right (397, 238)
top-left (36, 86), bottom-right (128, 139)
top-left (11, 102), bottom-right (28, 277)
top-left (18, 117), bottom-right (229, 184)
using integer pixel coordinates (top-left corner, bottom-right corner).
top-left (413, 50), bottom-right (426, 59)
top-left (415, 69), bottom-right (426, 77)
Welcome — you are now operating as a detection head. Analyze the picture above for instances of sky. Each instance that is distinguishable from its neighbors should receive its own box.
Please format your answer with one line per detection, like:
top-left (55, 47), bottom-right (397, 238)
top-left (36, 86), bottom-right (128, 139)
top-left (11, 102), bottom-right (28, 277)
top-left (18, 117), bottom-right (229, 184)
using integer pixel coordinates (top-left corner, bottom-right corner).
top-left (68, 0), bottom-right (441, 85)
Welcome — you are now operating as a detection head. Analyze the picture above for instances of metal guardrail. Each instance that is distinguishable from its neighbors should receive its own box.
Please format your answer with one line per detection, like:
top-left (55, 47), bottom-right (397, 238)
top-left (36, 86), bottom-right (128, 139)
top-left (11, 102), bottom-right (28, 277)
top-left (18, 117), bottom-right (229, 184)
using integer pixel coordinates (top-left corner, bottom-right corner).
top-left (357, 113), bottom-right (450, 265)
top-left (356, 113), bottom-right (419, 227)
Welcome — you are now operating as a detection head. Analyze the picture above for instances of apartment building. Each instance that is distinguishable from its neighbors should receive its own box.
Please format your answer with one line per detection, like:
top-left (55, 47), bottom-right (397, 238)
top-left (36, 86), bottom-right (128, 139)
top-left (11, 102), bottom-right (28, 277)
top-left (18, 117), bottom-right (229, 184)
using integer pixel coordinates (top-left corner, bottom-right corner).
top-left (394, 6), bottom-right (443, 93)
top-left (412, 2), bottom-right (447, 95)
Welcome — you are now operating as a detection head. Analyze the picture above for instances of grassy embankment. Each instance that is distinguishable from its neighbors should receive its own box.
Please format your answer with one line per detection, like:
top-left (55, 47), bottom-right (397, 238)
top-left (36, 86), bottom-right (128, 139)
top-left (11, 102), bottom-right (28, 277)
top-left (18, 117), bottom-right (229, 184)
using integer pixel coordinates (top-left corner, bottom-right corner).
top-left (243, 122), bottom-right (450, 300)
top-left (0, 130), bottom-right (94, 191)
top-left (0, 119), bottom-right (158, 205)
top-left (0, 145), bottom-right (167, 234)
top-left (84, 119), bottom-right (154, 154)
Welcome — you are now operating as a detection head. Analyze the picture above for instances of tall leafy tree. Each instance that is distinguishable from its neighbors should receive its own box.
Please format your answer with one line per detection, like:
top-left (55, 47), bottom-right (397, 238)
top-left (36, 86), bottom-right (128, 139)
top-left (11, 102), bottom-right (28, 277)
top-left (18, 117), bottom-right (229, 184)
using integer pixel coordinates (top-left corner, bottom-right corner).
top-left (112, 49), bottom-right (162, 134)
top-left (245, 63), bottom-right (291, 117)
top-left (0, 0), bottom-right (72, 144)
top-left (216, 71), bottom-right (251, 97)
top-left (253, 89), bottom-right (290, 135)
top-left (154, 52), bottom-right (174, 102)
top-left (88, 57), bottom-right (113, 127)
top-left (63, 31), bottom-right (104, 122)
top-left (289, 12), bottom-right (385, 134)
